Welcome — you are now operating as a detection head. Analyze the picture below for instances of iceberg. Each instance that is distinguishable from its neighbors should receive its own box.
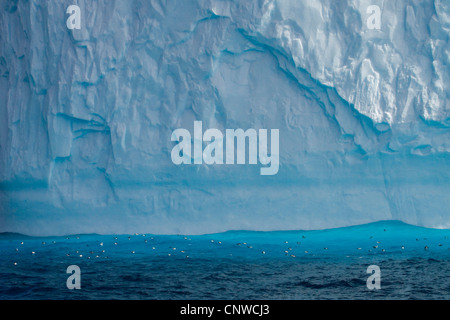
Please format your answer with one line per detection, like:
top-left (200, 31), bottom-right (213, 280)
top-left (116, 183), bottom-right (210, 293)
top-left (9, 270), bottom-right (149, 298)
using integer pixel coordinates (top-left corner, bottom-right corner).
top-left (0, 0), bottom-right (449, 236)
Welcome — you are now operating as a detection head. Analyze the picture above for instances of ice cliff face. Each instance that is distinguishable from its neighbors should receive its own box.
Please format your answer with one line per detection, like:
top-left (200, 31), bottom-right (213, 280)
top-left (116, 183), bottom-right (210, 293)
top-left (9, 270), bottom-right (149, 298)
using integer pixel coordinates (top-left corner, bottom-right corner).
top-left (265, 0), bottom-right (449, 124)
top-left (0, 0), bottom-right (449, 236)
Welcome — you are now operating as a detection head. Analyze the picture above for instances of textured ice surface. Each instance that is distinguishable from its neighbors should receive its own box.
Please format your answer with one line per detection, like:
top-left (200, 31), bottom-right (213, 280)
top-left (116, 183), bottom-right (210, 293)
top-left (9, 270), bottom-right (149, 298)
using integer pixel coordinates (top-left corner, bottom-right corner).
top-left (0, 0), bottom-right (449, 236)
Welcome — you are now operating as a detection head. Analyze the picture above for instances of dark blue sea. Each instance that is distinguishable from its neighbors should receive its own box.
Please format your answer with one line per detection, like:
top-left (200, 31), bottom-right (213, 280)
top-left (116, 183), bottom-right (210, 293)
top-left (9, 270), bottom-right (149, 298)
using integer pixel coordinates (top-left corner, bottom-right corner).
top-left (0, 221), bottom-right (449, 300)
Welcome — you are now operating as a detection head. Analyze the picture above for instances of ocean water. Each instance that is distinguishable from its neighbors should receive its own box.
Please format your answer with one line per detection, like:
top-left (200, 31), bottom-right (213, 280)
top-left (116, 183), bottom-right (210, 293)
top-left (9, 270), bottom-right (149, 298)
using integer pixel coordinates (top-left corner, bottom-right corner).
top-left (0, 221), bottom-right (449, 300)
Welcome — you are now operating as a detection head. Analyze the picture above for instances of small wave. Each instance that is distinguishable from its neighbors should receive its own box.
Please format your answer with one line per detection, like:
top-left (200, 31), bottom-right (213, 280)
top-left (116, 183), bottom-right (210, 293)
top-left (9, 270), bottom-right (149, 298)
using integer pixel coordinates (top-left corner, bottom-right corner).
top-left (293, 278), bottom-right (366, 290)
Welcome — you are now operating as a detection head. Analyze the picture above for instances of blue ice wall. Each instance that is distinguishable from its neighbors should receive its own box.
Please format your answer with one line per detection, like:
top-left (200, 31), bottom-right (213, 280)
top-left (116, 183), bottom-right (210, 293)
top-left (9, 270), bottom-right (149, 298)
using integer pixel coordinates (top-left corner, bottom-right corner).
top-left (0, 0), bottom-right (449, 236)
